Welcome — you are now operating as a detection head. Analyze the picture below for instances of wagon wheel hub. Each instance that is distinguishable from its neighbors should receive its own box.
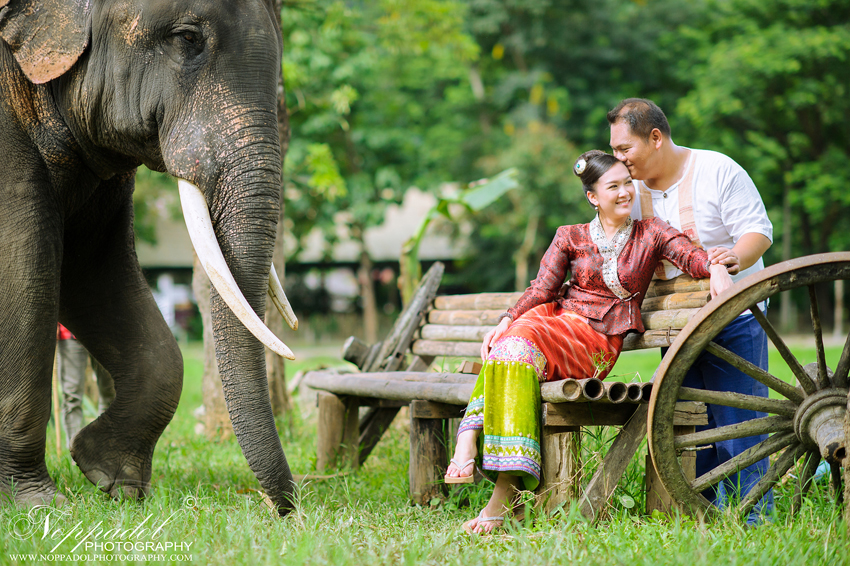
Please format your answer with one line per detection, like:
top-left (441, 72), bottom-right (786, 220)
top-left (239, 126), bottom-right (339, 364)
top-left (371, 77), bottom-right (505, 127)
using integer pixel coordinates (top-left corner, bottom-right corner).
top-left (793, 387), bottom-right (848, 465)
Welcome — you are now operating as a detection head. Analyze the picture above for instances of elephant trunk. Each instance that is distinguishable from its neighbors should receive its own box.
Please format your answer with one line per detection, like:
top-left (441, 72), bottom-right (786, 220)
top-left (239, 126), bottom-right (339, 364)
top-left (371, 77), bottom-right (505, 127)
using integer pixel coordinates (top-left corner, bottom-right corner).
top-left (182, 144), bottom-right (295, 516)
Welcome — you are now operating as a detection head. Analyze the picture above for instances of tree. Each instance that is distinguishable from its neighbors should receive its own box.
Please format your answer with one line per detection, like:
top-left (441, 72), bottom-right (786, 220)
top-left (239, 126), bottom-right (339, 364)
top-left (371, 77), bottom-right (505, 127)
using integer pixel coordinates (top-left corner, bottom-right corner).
top-left (675, 0), bottom-right (850, 328)
top-left (281, 0), bottom-right (481, 341)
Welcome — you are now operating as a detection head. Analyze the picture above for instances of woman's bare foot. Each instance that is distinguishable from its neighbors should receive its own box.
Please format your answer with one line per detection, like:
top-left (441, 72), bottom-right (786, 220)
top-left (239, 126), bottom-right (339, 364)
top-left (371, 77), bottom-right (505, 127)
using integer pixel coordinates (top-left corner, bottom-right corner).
top-left (463, 473), bottom-right (521, 535)
top-left (445, 429), bottom-right (478, 483)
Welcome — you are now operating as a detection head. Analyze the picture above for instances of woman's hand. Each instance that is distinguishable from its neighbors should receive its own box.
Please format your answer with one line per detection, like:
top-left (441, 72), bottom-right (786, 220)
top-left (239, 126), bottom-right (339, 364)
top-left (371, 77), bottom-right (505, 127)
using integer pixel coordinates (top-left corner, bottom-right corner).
top-left (480, 316), bottom-right (512, 361)
top-left (708, 246), bottom-right (740, 275)
top-left (709, 262), bottom-right (734, 298)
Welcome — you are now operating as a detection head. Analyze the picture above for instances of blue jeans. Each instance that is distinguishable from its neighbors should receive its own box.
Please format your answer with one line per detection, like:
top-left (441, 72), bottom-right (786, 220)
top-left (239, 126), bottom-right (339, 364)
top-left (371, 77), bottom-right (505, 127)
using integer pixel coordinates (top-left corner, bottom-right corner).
top-left (663, 313), bottom-right (772, 521)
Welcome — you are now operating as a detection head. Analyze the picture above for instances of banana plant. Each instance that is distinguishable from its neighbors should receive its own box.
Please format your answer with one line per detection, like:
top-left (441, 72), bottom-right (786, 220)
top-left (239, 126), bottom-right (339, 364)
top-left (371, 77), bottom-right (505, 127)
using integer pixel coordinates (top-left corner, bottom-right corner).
top-left (399, 168), bottom-right (519, 305)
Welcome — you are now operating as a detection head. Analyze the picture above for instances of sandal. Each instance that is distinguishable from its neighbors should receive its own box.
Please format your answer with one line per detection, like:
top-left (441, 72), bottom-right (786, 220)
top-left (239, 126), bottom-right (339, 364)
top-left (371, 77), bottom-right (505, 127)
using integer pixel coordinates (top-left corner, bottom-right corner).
top-left (444, 458), bottom-right (475, 484)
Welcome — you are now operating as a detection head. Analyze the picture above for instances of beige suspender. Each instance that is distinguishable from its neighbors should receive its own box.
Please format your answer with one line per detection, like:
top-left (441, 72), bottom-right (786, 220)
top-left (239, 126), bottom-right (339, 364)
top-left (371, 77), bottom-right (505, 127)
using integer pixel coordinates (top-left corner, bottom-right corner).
top-left (638, 152), bottom-right (701, 280)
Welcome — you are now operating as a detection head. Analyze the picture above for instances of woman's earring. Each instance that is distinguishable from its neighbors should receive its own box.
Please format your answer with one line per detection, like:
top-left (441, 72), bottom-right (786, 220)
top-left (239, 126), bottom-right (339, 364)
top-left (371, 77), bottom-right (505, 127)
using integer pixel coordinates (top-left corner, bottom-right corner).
top-left (594, 206), bottom-right (598, 211)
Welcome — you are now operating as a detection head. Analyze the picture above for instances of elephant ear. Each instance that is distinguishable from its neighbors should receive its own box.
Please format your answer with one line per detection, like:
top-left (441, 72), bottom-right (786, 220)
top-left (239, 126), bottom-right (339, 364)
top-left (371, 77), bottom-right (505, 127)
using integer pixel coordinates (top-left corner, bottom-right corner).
top-left (0, 0), bottom-right (91, 84)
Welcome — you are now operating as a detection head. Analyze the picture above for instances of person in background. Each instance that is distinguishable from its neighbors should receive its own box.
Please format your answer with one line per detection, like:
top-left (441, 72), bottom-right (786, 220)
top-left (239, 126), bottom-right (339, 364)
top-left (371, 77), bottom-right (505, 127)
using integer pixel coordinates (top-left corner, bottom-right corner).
top-left (444, 150), bottom-right (734, 534)
top-left (56, 324), bottom-right (115, 450)
top-left (608, 97), bottom-right (773, 522)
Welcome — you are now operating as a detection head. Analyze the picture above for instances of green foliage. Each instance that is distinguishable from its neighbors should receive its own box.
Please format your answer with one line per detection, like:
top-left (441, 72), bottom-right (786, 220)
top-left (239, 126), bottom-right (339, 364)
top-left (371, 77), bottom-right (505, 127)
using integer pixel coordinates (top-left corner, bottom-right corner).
top-left (398, 168), bottom-right (519, 304)
top-left (133, 167), bottom-right (179, 245)
top-left (676, 0), bottom-right (850, 259)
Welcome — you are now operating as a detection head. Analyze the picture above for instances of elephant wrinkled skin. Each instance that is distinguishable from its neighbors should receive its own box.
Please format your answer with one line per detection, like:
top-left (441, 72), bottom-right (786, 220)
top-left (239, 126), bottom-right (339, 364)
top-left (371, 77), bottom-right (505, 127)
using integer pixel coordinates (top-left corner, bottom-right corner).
top-left (0, 0), bottom-right (296, 515)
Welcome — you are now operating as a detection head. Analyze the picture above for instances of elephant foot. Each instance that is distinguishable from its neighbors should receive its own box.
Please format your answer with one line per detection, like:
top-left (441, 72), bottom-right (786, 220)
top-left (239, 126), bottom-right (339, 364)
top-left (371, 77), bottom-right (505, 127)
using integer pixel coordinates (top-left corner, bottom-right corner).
top-left (0, 469), bottom-right (67, 508)
top-left (71, 421), bottom-right (152, 499)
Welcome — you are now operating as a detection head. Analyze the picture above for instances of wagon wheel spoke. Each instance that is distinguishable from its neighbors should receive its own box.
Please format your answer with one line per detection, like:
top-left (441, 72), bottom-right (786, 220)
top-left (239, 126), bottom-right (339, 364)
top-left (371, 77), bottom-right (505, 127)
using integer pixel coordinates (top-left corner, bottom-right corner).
top-left (832, 330), bottom-right (850, 389)
top-left (740, 443), bottom-right (807, 518)
top-left (791, 451), bottom-right (821, 515)
top-left (750, 307), bottom-right (817, 395)
top-left (704, 341), bottom-right (804, 403)
top-left (691, 432), bottom-right (796, 493)
top-left (807, 285), bottom-right (830, 390)
top-left (678, 387), bottom-right (797, 417)
top-left (674, 415), bottom-right (793, 449)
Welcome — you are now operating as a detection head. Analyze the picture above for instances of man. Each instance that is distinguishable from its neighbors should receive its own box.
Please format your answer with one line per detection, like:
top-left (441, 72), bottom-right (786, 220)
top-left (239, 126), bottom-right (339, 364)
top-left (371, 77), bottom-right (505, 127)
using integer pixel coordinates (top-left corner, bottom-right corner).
top-left (608, 98), bottom-right (773, 521)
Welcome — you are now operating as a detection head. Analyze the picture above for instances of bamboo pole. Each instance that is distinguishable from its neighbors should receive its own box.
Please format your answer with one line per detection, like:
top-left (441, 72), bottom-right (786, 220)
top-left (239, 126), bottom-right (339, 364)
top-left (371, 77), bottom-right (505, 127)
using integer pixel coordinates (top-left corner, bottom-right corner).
top-left (626, 383), bottom-right (642, 403)
top-left (581, 378), bottom-right (604, 401)
top-left (604, 381), bottom-right (628, 404)
top-left (639, 382), bottom-right (653, 402)
top-left (540, 379), bottom-right (583, 403)
top-left (678, 386), bottom-right (798, 417)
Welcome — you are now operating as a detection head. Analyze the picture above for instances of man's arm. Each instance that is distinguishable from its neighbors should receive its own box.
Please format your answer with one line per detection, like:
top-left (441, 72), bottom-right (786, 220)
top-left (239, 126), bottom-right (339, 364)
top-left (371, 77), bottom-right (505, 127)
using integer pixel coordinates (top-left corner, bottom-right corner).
top-left (708, 233), bottom-right (772, 274)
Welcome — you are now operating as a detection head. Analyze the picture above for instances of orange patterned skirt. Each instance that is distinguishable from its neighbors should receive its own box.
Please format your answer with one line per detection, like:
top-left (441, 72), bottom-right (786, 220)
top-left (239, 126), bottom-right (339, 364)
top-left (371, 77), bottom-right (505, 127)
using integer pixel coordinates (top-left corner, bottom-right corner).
top-left (494, 302), bottom-right (624, 382)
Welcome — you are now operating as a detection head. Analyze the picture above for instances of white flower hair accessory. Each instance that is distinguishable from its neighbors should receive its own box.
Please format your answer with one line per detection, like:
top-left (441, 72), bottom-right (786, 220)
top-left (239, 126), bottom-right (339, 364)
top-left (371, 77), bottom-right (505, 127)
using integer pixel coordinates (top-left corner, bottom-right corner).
top-left (574, 158), bottom-right (587, 176)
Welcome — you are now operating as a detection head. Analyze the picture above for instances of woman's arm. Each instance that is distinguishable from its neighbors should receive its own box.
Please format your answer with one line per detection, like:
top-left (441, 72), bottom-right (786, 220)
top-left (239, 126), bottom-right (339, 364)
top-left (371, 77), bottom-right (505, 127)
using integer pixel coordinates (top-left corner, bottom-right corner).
top-left (505, 226), bottom-right (573, 322)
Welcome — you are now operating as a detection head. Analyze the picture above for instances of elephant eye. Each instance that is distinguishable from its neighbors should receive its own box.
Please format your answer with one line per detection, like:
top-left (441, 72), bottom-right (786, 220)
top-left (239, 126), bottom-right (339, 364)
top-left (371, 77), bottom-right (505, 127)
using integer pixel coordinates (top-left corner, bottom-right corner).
top-left (182, 32), bottom-right (196, 44)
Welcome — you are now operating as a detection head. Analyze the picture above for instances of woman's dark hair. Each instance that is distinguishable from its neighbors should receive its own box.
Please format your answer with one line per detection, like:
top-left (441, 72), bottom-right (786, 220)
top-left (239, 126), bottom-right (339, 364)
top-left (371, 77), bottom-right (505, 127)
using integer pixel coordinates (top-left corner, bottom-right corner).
top-left (573, 150), bottom-right (620, 203)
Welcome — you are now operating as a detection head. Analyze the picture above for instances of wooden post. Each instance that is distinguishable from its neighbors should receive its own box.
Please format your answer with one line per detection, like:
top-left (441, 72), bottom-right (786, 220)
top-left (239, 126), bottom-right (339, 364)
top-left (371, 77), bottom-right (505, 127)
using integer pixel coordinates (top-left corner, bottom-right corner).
top-left (645, 425), bottom-right (696, 515)
top-left (409, 400), bottom-right (454, 505)
top-left (538, 426), bottom-right (581, 514)
top-left (316, 392), bottom-right (359, 472)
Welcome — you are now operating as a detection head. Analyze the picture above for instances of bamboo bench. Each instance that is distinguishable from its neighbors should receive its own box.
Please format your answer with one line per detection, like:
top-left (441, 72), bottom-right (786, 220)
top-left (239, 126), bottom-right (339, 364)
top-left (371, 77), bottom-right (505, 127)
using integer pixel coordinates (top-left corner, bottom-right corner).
top-left (303, 262), bottom-right (712, 518)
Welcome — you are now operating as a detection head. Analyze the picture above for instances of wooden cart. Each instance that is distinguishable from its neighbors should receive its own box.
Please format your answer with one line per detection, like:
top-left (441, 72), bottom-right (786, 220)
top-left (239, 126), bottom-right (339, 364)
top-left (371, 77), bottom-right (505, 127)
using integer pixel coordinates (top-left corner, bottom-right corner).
top-left (647, 251), bottom-right (850, 518)
top-left (304, 252), bottom-right (850, 519)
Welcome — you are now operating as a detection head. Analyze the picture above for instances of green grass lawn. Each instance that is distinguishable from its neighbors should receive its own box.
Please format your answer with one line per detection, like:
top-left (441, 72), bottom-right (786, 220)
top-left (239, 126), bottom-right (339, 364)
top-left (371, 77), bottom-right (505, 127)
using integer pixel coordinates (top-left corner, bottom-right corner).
top-left (1, 340), bottom-right (847, 565)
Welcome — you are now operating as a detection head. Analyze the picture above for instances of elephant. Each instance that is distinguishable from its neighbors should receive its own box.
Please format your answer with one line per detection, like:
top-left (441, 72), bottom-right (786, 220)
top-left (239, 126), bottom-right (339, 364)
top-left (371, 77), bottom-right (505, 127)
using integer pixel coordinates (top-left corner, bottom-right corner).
top-left (0, 0), bottom-right (300, 515)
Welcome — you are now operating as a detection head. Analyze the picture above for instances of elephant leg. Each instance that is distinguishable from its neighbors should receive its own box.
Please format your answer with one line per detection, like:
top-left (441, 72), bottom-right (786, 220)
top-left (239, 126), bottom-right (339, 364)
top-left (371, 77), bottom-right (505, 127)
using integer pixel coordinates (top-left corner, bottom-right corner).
top-left (0, 179), bottom-right (64, 507)
top-left (59, 172), bottom-right (183, 499)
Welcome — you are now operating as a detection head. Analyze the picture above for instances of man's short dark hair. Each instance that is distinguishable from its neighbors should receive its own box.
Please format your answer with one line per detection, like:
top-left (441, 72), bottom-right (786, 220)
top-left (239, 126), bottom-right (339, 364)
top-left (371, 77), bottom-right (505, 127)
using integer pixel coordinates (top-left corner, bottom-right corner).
top-left (607, 98), bottom-right (671, 140)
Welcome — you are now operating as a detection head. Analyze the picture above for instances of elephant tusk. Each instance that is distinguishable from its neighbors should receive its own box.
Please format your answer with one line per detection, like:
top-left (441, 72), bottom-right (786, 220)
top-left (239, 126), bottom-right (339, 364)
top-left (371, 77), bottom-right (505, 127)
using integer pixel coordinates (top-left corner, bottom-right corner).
top-left (178, 179), bottom-right (295, 359)
top-left (268, 266), bottom-right (298, 330)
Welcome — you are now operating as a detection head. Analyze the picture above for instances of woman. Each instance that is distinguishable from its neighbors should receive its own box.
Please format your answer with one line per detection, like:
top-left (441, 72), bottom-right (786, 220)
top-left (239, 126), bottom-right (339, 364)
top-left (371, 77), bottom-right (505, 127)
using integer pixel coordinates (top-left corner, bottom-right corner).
top-left (445, 150), bottom-right (734, 534)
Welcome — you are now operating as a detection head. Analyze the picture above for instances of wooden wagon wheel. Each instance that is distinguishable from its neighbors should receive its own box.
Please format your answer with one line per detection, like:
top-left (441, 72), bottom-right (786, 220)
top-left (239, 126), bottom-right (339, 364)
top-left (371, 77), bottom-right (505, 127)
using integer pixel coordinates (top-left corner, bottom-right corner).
top-left (648, 252), bottom-right (850, 518)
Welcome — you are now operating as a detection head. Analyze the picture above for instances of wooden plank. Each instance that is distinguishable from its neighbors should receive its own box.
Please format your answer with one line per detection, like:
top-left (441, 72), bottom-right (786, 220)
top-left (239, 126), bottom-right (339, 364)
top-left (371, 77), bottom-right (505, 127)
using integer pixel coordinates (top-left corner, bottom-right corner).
top-left (411, 340), bottom-right (481, 358)
top-left (367, 262), bottom-right (445, 373)
top-left (316, 392), bottom-right (359, 472)
top-left (642, 308), bottom-right (700, 330)
top-left (641, 291), bottom-right (710, 312)
top-left (538, 428), bottom-right (581, 514)
top-left (406, 355), bottom-right (434, 372)
top-left (578, 403), bottom-right (649, 521)
top-left (304, 370), bottom-right (475, 405)
top-left (409, 413), bottom-right (449, 505)
top-left (646, 425), bottom-right (696, 515)
top-left (457, 360), bottom-right (482, 374)
top-left (420, 324), bottom-right (491, 342)
top-left (622, 330), bottom-right (682, 350)
top-left (434, 292), bottom-right (522, 311)
top-left (341, 336), bottom-right (372, 369)
top-left (410, 400), bottom-right (465, 419)
top-left (645, 274), bottom-right (710, 297)
top-left (428, 309), bottom-right (503, 326)
top-left (542, 403), bottom-right (638, 427)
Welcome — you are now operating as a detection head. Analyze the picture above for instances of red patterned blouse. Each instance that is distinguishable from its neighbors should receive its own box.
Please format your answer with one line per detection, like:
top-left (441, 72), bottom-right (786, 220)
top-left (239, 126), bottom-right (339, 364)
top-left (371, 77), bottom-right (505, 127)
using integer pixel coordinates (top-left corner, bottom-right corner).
top-left (506, 217), bottom-right (712, 336)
